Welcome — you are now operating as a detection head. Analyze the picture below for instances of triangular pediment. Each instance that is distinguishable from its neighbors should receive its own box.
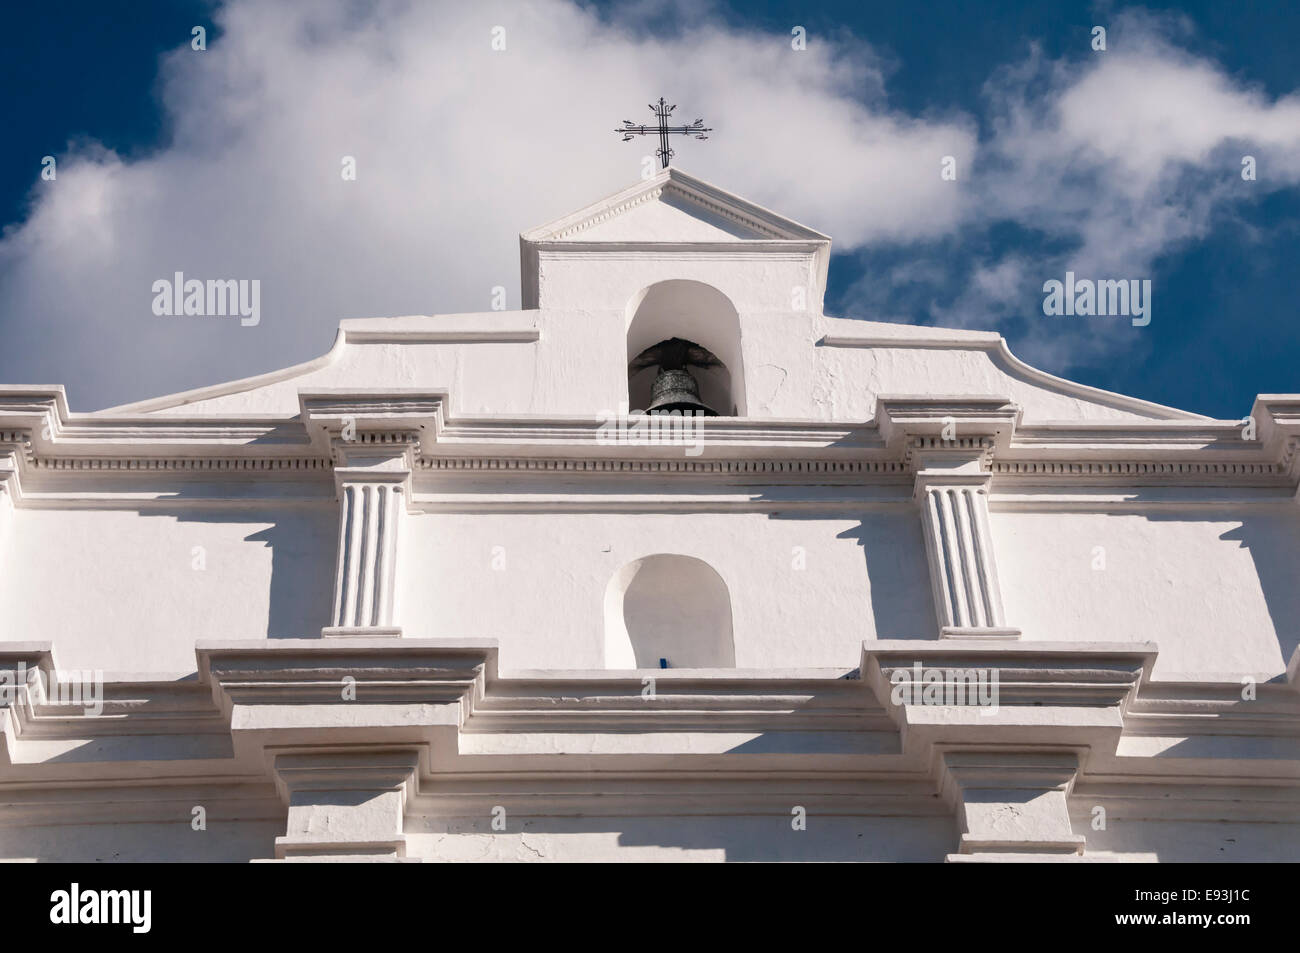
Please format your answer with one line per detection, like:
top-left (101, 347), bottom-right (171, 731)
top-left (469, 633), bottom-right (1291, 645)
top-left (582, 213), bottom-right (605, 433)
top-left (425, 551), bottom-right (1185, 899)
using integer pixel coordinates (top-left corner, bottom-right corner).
top-left (522, 167), bottom-right (829, 244)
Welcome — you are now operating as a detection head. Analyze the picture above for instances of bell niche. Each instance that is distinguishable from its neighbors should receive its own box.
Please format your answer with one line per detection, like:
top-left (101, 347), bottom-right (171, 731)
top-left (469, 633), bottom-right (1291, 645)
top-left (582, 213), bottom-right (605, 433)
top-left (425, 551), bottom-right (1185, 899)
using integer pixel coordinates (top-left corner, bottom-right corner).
top-left (625, 280), bottom-right (745, 416)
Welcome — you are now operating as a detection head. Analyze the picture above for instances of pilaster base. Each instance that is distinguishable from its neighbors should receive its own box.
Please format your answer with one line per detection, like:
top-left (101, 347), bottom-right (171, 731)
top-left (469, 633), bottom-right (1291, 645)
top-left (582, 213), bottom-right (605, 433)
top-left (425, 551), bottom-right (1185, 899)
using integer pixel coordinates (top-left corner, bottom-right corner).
top-left (321, 625), bottom-right (404, 639)
top-left (941, 626), bottom-right (1021, 641)
top-left (945, 852), bottom-right (1110, 863)
top-left (274, 834), bottom-right (410, 861)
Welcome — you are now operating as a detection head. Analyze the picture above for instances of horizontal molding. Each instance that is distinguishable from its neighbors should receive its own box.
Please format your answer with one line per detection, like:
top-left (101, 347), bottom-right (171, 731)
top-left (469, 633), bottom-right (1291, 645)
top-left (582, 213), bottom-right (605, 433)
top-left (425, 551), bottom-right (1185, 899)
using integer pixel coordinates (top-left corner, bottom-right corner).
top-left (343, 329), bottom-right (539, 344)
top-left (0, 641), bottom-right (1295, 820)
top-left (1071, 781), bottom-right (1300, 823)
top-left (820, 334), bottom-right (999, 349)
top-left (28, 456), bottom-right (331, 472)
top-left (991, 489), bottom-right (1297, 511)
top-left (410, 496), bottom-right (912, 514)
top-left (3, 389), bottom-right (1296, 496)
top-left (405, 786), bottom-right (949, 820)
top-left (0, 781), bottom-right (283, 828)
top-left (993, 460), bottom-right (1288, 479)
top-left (418, 457), bottom-right (907, 475)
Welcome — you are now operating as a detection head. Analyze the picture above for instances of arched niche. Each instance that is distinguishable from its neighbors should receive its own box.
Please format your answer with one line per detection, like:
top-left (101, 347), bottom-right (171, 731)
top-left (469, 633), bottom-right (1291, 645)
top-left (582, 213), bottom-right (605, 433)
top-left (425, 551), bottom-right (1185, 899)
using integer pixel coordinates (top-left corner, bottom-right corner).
top-left (625, 280), bottom-right (745, 416)
top-left (603, 554), bottom-right (736, 669)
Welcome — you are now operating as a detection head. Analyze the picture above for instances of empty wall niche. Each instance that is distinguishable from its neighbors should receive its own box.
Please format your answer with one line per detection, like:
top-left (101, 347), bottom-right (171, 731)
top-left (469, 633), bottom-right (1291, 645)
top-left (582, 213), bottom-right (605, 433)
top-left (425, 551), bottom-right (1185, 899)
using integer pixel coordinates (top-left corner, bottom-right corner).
top-left (604, 554), bottom-right (736, 669)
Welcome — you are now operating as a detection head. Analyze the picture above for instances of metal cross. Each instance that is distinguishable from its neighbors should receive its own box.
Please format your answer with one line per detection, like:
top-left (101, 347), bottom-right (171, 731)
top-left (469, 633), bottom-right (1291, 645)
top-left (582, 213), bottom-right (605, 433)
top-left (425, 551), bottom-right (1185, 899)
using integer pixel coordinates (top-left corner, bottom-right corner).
top-left (615, 98), bottom-right (711, 169)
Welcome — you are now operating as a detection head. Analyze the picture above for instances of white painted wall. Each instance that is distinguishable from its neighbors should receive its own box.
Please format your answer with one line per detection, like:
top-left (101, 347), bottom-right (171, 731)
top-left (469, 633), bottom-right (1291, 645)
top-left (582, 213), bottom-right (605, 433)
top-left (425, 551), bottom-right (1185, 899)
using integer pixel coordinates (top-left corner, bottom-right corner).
top-left (146, 310), bottom-right (1182, 422)
top-left (0, 821), bottom-right (282, 863)
top-left (993, 507), bottom-right (1300, 678)
top-left (4, 500), bottom-right (1295, 681)
top-left (1075, 817), bottom-right (1300, 862)
top-left (6, 810), bottom-right (1291, 862)
top-left (399, 510), bottom-right (933, 669)
top-left (0, 505), bottom-right (337, 673)
top-left (605, 554), bottom-right (735, 668)
top-left (405, 814), bottom-right (957, 862)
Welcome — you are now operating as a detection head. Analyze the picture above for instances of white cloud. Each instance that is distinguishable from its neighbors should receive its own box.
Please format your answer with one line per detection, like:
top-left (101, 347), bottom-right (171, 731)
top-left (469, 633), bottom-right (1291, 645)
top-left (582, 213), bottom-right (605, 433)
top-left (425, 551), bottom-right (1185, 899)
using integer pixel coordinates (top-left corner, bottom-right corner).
top-left (0, 0), bottom-right (972, 409)
top-left (981, 15), bottom-right (1300, 272)
top-left (853, 12), bottom-right (1300, 372)
top-left (2, 3), bottom-right (1298, 409)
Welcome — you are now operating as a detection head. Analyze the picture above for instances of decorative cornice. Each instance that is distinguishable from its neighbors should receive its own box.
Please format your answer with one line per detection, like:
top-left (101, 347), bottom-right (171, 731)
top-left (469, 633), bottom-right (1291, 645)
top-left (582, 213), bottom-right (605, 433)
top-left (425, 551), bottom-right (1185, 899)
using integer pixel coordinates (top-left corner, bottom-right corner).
top-left (418, 456), bottom-right (907, 476)
top-left (5, 389), bottom-right (1300, 494)
top-left (522, 168), bottom-right (829, 244)
top-left (906, 435), bottom-right (997, 471)
top-left (28, 456), bottom-right (331, 472)
top-left (330, 431), bottom-right (423, 468)
top-left (992, 459), bottom-right (1290, 480)
top-left (876, 396), bottom-right (1020, 470)
top-left (543, 186), bottom-right (666, 239)
top-left (663, 185), bottom-right (791, 240)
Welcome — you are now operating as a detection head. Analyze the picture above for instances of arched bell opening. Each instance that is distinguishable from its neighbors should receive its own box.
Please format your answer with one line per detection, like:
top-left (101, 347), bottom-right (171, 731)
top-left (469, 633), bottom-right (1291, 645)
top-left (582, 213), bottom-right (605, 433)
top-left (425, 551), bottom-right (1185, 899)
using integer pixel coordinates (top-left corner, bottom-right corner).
top-left (603, 554), bottom-right (736, 669)
top-left (625, 280), bottom-right (745, 416)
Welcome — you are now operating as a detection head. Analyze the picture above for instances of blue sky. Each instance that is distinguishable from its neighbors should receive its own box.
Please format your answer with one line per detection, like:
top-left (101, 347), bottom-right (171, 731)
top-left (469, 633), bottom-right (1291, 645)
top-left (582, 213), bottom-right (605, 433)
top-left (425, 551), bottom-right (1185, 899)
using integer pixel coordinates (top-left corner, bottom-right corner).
top-left (2, 0), bottom-right (1297, 416)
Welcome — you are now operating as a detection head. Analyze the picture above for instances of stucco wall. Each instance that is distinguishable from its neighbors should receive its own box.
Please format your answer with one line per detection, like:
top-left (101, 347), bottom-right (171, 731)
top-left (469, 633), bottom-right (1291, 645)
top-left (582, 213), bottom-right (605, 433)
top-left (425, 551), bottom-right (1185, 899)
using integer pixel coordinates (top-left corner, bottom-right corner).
top-left (399, 510), bottom-right (934, 669)
top-left (4, 812), bottom-right (1290, 862)
top-left (0, 820), bottom-right (282, 862)
top-left (6, 501), bottom-right (1297, 678)
top-left (3, 808), bottom-right (1292, 862)
top-left (993, 506), bottom-right (1300, 678)
top-left (146, 309), bottom-right (1169, 423)
top-left (405, 813), bottom-right (957, 862)
top-left (0, 504), bottom-right (337, 673)
top-left (1074, 817), bottom-right (1300, 862)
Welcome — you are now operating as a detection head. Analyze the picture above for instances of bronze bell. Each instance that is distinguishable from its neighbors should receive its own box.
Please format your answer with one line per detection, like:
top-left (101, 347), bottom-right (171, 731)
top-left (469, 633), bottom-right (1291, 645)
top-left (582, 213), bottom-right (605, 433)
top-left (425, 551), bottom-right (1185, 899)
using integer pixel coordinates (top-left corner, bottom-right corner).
top-left (631, 336), bottom-right (722, 416)
top-left (646, 366), bottom-right (717, 416)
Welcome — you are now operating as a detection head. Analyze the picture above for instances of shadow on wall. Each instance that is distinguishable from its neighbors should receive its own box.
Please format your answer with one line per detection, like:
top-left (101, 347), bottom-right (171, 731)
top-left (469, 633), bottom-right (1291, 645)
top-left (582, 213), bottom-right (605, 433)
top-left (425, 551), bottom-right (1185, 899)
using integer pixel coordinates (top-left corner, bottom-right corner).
top-left (156, 505), bottom-right (336, 640)
top-left (1217, 513), bottom-right (1300, 678)
top-left (756, 509), bottom-right (935, 642)
top-left (833, 517), bottom-right (935, 641)
top-left (244, 518), bottom-right (336, 638)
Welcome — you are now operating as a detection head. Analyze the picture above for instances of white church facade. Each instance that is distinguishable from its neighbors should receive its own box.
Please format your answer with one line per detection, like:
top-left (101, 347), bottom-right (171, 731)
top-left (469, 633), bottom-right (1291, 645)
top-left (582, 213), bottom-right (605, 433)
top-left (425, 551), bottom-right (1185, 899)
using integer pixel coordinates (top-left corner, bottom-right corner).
top-left (1, 168), bottom-right (1298, 862)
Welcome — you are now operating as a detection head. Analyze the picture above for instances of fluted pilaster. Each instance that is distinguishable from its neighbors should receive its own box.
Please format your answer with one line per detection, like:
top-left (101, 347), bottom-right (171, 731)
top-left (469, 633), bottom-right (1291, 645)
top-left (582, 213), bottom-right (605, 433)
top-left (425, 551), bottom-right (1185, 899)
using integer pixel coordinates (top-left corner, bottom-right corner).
top-left (332, 480), bottom-right (404, 629)
top-left (915, 473), bottom-right (1019, 640)
top-left (0, 448), bottom-right (21, 545)
top-left (323, 445), bottom-right (412, 639)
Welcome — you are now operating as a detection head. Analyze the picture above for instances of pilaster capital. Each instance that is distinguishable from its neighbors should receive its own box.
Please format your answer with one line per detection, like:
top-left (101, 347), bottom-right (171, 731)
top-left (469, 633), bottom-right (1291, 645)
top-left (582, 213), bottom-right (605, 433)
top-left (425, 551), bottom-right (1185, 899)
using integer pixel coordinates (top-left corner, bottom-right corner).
top-left (912, 468), bottom-right (992, 503)
top-left (299, 389), bottom-right (445, 464)
top-left (325, 432), bottom-right (418, 636)
top-left (0, 435), bottom-right (34, 508)
top-left (0, 460), bottom-right (19, 511)
top-left (331, 437), bottom-right (417, 497)
top-left (875, 395), bottom-right (1020, 473)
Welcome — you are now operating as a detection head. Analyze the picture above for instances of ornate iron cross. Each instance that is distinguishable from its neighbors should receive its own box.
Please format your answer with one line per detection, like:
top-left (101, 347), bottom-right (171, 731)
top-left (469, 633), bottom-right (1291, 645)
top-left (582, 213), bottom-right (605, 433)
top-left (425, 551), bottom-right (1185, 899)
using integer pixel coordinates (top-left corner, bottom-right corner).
top-left (615, 98), bottom-right (711, 169)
